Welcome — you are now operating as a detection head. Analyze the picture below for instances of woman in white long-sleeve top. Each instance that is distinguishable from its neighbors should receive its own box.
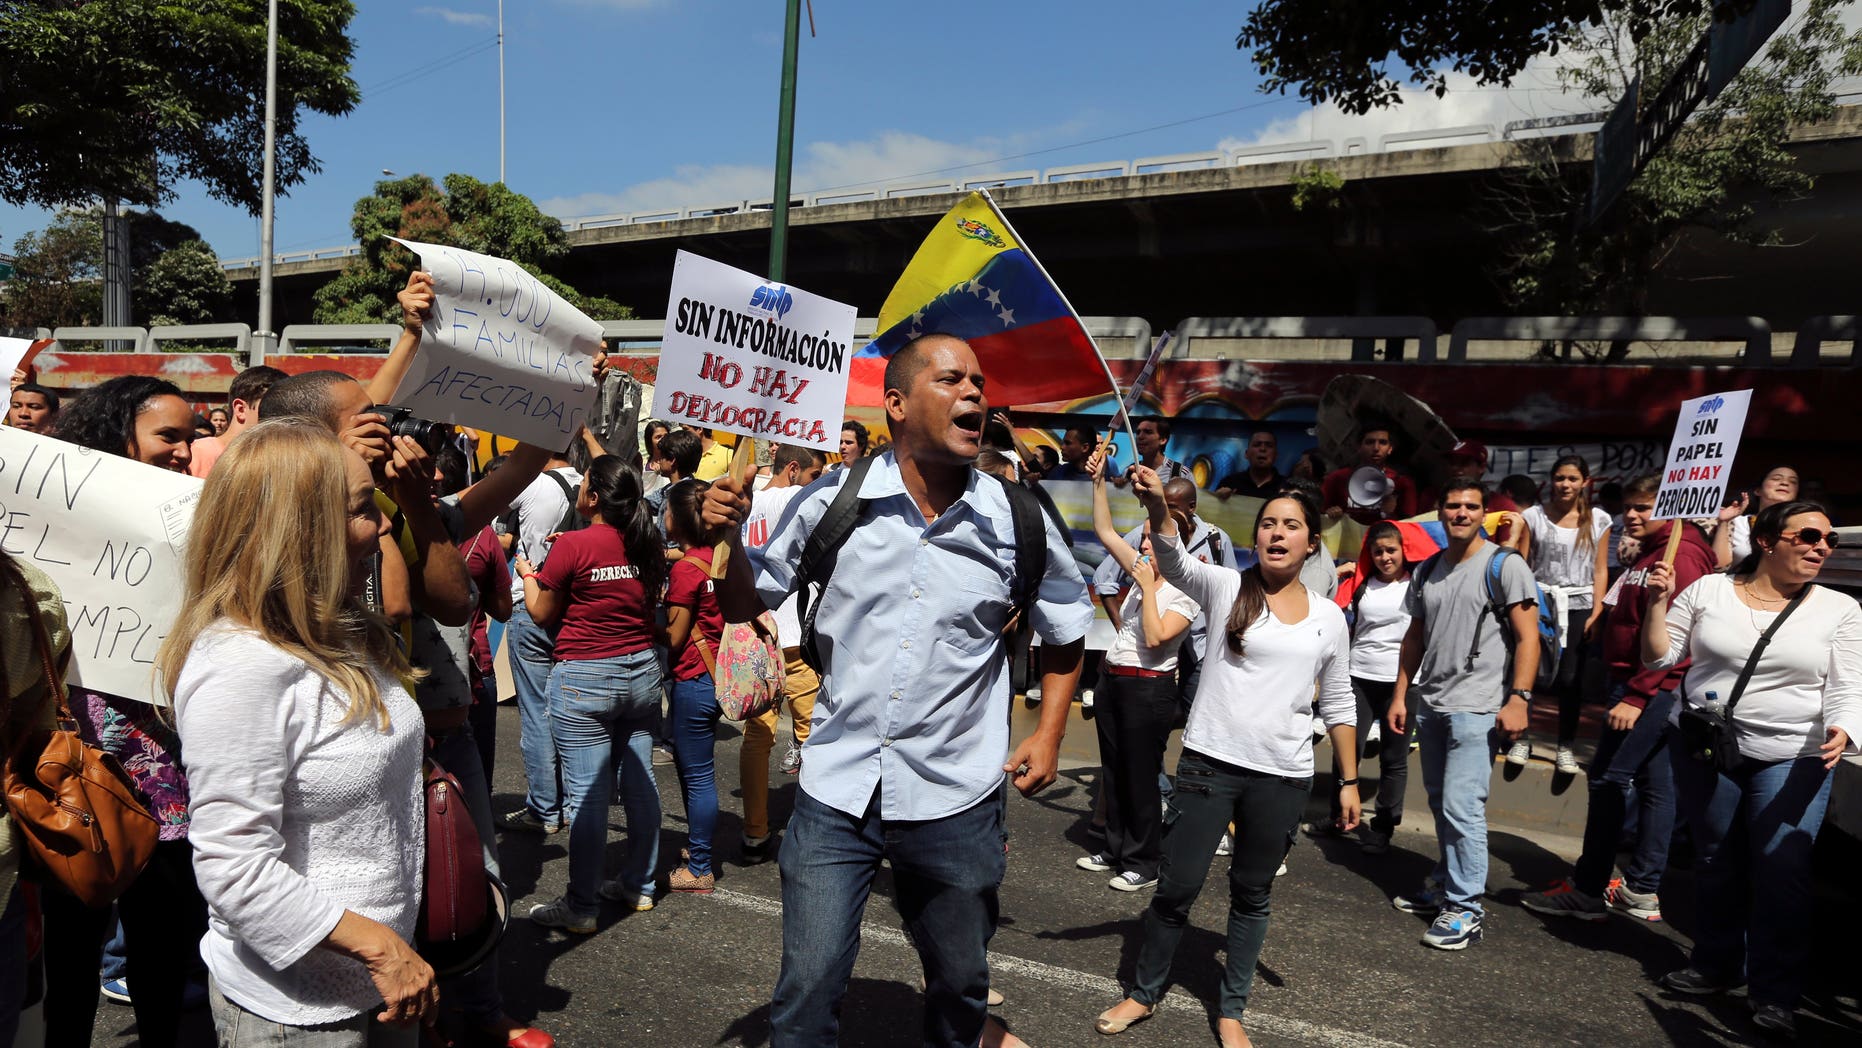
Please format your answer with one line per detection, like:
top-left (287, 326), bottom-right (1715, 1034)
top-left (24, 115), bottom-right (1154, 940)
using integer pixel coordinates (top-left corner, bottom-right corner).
top-left (158, 420), bottom-right (438, 1045)
top-left (1094, 463), bottom-right (1358, 1048)
top-left (1640, 498), bottom-right (1861, 1041)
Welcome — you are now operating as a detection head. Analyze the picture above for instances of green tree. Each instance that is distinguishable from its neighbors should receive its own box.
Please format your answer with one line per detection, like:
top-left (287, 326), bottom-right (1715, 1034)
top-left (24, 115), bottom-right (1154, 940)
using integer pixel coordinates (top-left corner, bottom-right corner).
top-left (138, 240), bottom-right (235, 326)
top-left (1, 212), bottom-right (103, 329)
top-left (1486, 0), bottom-right (1862, 328)
top-left (312, 174), bottom-right (631, 324)
top-left (1236, 1), bottom-right (1762, 114)
top-left (0, 1), bottom-right (359, 211)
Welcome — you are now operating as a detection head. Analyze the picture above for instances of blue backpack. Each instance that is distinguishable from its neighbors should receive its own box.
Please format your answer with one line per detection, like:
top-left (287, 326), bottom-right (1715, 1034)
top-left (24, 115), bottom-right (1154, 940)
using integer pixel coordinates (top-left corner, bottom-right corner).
top-left (1418, 547), bottom-right (1560, 688)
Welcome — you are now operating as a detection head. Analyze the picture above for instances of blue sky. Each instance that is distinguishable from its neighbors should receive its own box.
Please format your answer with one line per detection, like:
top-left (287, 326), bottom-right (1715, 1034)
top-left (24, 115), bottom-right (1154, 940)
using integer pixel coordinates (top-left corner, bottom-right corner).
top-left (0, 1), bottom-right (1639, 263)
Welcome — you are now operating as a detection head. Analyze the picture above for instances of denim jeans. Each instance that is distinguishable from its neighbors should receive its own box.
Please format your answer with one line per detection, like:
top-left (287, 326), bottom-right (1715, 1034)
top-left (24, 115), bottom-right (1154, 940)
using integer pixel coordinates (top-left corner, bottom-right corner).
top-left (208, 978), bottom-right (418, 1046)
top-left (427, 723), bottom-right (504, 1024)
top-left (669, 673), bottom-right (723, 876)
top-left (1572, 685), bottom-right (1677, 896)
top-left (0, 886), bottom-right (24, 1048)
top-left (771, 789), bottom-right (1005, 1048)
top-left (1129, 750), bottom-right (1308, 1021)
top-left (551, 650), bottom-right (663, 916)
top-left (101, 912), bottom-right (128, 980)
top-left (507, 605), bottom-right (562, 824)
top-left (1669, 738), bottom-right (1833, 1009)
top-left (741, 649), bottom-right (819, 842)
top-left (1416, 705), bottom-right (1497, 914)
top-left (1094, 668), bottom-right (1181, 880)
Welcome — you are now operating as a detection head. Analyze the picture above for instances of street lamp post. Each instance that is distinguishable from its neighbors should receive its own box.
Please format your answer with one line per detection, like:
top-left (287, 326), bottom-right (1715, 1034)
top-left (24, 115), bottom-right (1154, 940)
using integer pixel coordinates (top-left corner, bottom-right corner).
top-left (768, 0), bottom-right (801, 282)
top-left (498, 0), bottom-right (506, 185)
top-left (256, 0), bottom-right (280, 360)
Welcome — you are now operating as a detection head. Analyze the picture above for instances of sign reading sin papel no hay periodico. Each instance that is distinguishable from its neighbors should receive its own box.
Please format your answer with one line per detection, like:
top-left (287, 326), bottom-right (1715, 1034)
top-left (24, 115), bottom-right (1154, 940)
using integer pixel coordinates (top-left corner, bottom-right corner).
top-left (1652, 389), bottom-right (1752, 520)
top-left (657, 250), bottom-right (855, 451)
top-left (387, 236), bottom-right (605, 450)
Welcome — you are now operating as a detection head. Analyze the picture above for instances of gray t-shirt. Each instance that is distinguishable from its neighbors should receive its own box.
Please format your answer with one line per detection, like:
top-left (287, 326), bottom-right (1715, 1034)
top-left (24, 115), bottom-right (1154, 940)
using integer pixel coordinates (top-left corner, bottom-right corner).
top-left (1405, 543), bottom-right (1538, 714)
top-left (411, 497), bottom-right (475, 713)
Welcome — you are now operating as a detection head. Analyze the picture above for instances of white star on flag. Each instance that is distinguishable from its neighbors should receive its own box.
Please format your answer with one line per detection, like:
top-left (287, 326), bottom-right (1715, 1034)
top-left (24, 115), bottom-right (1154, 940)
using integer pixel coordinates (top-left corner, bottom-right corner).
top-left (997, 307), bottom-right (1016, 327)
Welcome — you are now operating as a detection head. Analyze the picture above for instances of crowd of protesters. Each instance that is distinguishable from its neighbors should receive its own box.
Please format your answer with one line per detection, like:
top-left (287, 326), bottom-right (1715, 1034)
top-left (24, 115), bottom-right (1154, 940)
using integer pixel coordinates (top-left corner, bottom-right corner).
top-left (0, 282), bottom-right (1856, 1048)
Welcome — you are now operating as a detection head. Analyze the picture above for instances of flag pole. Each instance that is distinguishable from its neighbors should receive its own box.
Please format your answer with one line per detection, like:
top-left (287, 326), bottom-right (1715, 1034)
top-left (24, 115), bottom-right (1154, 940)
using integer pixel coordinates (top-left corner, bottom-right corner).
top-left (977, 188), bottom-right (1140, 454)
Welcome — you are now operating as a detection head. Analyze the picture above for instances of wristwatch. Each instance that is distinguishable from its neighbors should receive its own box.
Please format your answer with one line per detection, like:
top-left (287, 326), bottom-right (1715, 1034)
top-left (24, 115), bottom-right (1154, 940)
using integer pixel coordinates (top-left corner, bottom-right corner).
top-left (1508, 688), bottom-right (1532, 702)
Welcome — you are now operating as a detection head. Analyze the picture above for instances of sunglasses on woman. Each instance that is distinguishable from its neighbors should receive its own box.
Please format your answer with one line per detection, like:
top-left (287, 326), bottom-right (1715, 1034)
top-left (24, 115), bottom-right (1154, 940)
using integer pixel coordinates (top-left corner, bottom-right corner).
top-left (1782, 527), bottom-right (1841, 549)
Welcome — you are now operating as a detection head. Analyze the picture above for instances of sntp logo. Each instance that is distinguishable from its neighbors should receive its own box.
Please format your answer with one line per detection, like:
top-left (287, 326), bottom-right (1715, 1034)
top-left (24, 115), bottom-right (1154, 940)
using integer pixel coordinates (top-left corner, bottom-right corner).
top-left (749, 283), bottom-right (794, 319)
top-left (1696, 395), bottom-right (1725, 415)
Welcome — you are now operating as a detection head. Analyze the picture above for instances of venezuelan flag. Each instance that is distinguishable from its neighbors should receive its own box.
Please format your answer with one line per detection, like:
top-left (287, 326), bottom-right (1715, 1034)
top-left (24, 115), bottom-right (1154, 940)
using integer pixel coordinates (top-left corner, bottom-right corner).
top-left (851, 191), bottom-right (1118, 406)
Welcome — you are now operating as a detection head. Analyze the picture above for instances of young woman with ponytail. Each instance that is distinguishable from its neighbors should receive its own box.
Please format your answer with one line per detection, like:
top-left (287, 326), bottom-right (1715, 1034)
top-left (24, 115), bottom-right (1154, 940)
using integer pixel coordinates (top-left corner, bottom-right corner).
top-left (1515, 453), bottom-right (1612, 773)
top-left (516, 456), bottom-right (669, 931)
top-left (1092, 462), bottom-right (1356, 1048)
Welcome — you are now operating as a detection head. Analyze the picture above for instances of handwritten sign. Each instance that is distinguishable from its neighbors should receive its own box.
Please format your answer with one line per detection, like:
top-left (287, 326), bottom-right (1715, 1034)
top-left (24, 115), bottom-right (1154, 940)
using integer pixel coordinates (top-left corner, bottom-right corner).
top-left (386, 237), bottom-right (604, 450)
top-left (0, 337), bottom-right (50, 381)
top-left (0, 427), bottom-right (200, 705)
top-left (658, 250), bottom-right (855, 451)
top-left (1653, 389), bottom-right (1751, 519)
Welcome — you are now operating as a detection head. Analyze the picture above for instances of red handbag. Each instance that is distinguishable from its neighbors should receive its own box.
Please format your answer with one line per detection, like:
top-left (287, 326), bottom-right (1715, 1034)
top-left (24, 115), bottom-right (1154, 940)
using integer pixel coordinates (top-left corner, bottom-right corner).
top-left (414, 756), bottom-right (505, 977)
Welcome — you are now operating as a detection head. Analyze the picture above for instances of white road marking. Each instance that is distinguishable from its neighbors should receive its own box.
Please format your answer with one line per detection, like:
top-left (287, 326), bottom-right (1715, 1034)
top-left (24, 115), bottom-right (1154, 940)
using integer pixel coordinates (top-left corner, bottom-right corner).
top-left (710, 887), bottom-right (1409, 1048)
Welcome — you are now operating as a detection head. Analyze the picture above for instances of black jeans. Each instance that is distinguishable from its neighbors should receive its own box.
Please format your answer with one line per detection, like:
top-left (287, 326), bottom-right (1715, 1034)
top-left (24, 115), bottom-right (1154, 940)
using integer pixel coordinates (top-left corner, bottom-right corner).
top-left (42, 838), bottom-right (210, 1048)
top-left (1549, 608), bottom-right (1602, 745)
top-left (1131, 750), bottom-right (1309, 1021)
top-left (1329, 676), bottom-right (1410, 832)
top-left (1094, 667), bottom-right (1181, 880)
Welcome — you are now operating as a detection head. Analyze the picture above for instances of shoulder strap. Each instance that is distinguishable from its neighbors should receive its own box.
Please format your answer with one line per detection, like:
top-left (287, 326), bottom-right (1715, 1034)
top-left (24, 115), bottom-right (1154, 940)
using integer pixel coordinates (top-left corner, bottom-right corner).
top-left (796, 456), bottom-right (877, 594)
top-left (991, 473), bottom-right (1049, 630)
top-left (543, 469), bottom-right (579, 533)
top-left (1473, 546), bottom-right (1516, 671)
top-left (1726, 584), bottom-right (1812, 713)
top-left (692, 633), bottom-right (719, 680)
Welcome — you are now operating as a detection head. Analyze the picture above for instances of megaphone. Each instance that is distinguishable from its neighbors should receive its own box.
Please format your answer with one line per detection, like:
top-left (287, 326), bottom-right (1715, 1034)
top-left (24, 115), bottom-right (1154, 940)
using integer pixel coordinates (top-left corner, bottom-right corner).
top-left (1347, 466), bottom-right (1394, 511)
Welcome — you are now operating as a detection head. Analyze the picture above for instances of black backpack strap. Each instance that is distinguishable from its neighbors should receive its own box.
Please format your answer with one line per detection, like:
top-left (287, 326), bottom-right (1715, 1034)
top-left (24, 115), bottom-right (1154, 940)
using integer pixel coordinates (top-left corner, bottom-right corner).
top-left (991, 473), bottom-right (1049, 633)
top-left (795, 456), bottom-right (878, 671)
top-left (542, 469), bottom-right (579, 535)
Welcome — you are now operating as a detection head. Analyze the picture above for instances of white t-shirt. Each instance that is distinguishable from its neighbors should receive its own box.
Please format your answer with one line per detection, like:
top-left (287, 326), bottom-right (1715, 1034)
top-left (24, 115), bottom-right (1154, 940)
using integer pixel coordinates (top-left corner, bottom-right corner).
top-left (1152, 532), bottom-right (1352, 779)
top-left (1524, 504), bottom-right (1612, 609)
top-left (1725, 515), bottom-right (1754, 565)
top-left (1349, 576), bottom-right (1412, 683)
top-left (506, 466), bottom-right (583, 602)
top-left (1650, 573), bottom-right (1862, 763)
top-left (1103, 579), bottom-right (1201, 672)
top-left (743, 482), bottom-right (807, 646)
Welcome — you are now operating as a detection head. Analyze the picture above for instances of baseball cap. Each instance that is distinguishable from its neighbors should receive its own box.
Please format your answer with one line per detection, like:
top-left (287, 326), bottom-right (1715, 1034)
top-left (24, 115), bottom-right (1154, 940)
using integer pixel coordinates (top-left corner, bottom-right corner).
top-left (1448, 439), bottom-right (1488, 465)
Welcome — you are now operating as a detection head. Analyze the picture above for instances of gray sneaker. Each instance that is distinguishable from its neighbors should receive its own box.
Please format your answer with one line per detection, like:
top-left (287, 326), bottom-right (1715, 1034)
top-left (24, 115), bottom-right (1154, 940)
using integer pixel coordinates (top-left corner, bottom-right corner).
top-left (1108, 871), bottom-right (1158, 892)
top-left (1521, 879), bottom-right (1607, 921)
top-left (1605, 878), bottom-right (1663, 921)
top-left (1660, 967), bottom-right (1740, 995)
top-left (779, 743), bottom-right (803, 775)
top-left (1421, 908), bottom-right (1482, 950)
top-left (1751, 1002), bottom-right (1797, 1040)
top-left (499, 808), bottom-right (561, 834)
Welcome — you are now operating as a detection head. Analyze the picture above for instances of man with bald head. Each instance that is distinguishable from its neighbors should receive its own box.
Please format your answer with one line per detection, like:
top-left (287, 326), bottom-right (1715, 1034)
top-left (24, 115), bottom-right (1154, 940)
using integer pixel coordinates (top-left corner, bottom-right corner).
top-left (704, 332), bottom-right (1093, 1047)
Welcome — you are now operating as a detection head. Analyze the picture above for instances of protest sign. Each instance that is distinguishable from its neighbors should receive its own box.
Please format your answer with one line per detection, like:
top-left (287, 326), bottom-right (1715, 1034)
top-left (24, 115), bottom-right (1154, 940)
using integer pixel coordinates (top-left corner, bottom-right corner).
top-left (1653, 389), bottom-right (1751, 520)
top-left (386, 237), bottom-right (604, 450)
top-left (0, 427), bottom-right (200, 705)
top-left (0, 336), bottom-right (49, 381)
top-left (657, 250), bottom-right (855, 451)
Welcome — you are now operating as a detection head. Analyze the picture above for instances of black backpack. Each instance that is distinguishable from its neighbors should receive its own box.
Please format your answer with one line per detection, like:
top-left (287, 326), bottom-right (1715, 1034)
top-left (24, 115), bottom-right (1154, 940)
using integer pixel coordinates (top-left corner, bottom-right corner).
top-left (794, 455), bottom-right (1049, 673)
top-left (540, 469), bottom-right (587, 538)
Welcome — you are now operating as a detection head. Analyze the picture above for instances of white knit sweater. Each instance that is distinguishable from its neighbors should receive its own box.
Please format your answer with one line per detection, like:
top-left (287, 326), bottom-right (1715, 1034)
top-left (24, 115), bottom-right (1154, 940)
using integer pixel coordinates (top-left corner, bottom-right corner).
top-left (175, 624), bottom-right (424, 1026)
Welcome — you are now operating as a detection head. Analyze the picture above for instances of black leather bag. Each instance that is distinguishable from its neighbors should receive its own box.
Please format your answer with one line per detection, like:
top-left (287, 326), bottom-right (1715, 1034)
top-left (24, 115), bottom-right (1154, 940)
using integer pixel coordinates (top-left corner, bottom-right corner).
top-left (1677, 585), bottom-right (1809, 774)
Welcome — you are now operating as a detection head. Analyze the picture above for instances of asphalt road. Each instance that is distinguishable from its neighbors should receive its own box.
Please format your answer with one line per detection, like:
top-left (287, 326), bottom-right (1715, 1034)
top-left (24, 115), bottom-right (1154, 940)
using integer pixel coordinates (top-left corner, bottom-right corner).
top-left (93, 703), bottom-right (1862, 1047)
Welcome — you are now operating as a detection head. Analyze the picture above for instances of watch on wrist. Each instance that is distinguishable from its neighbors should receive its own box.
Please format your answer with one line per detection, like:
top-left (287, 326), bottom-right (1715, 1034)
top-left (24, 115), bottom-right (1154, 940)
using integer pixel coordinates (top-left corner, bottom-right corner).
top-left (1337, 778), bottom-right (1359, 789)
top-left (1508, 688), bottom-right (1532, 702)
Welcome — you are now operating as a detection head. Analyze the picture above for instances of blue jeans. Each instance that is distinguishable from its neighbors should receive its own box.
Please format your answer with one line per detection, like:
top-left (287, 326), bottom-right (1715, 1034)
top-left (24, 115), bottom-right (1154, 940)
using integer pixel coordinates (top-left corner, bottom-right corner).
top-left (428, 723), bottom-right (504, 1024)
top-left (101, 913), bottom-right (127, 980)
top-left (1416, 705), bottom-right (1497, 914)
top-left (1131, 750), bottom-right (1308, 1020)
top-left (1669, 738), bottom-right (1833, 1009)
top-left (669, 674), bottom-right (723, 877)
top-left (1572, 685), bottom-right (1677, 896)
top-left (507, 605), bottom-right (561, 825)
top-left (551, 651), bottom-right (663, 916)
top-left (771, 789), bottom-right (1005, 1048)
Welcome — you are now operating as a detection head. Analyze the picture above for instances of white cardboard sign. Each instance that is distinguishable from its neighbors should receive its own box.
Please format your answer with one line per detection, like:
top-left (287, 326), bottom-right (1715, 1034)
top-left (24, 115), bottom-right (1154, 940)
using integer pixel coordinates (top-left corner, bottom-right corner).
top-left (657, 250), bottom-right (855, 450)
top-left (387, 237), bottom-right (604, 450)
top-left (0, 427), bottom-right (201, 705)
top-left (1653, 389), bottom-right (1752, 519)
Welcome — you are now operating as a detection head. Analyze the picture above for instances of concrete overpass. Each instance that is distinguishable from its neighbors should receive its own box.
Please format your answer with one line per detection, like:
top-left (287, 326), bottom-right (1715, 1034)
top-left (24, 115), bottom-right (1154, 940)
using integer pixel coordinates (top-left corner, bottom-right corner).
top-left (228, 107), bottom-right (1862, 333)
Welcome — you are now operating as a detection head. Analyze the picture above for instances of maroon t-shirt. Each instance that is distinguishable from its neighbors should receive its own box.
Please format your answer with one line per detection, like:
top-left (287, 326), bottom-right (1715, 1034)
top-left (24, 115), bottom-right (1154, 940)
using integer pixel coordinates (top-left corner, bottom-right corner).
top-left (534, 522), bottom-right (655, 661)
top-left (667, 546), bottom-right (725, 682)
top-left (463, 525), bottom-right (507, 682)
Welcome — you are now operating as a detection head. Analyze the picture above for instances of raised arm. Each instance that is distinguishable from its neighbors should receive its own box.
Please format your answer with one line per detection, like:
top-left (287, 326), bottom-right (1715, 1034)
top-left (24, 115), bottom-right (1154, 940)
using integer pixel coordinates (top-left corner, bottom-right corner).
top-left (1088, 447), bottom-right (1141, 576)
top-left (365, 271), bottom-right (435, 406)
top-left (1134, 465), bottom-right (1229, 611)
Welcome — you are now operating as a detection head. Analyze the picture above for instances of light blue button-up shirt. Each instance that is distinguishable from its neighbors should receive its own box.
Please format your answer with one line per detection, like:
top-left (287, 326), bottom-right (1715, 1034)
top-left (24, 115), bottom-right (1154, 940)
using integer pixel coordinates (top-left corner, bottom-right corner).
top-left (750, 452), bottom-right (1093, 821)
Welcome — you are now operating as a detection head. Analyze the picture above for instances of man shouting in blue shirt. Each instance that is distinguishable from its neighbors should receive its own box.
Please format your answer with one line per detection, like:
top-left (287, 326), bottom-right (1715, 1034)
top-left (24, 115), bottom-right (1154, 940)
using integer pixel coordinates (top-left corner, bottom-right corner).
top-left (704, 333), bottom-right (1092, 1048)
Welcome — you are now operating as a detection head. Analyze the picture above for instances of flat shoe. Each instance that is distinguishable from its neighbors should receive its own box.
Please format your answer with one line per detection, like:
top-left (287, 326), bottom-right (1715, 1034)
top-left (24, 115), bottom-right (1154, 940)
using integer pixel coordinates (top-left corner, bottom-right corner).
top-left (1095, 1002), bottom-right (1156, 1035)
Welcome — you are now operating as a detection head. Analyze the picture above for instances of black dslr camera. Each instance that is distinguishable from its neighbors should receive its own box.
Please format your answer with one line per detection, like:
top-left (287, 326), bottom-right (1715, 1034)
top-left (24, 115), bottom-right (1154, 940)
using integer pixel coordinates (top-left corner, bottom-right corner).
top-left (364, 405), bottom-right (453, 455)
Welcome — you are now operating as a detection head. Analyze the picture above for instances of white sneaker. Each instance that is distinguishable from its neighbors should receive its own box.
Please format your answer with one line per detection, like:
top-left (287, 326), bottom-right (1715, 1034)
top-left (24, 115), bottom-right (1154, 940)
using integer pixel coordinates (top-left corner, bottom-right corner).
top-left (1275, 861), bottom-right (1289, 878)
top-left (1076, 852), bottom-right (1114, 872)
top-left (1109, 871), bottom-right (1158, 892)
top-left (1215, 833), bottom-right (1233, 856)
top-left (1505, 739), bottom-right (1533, 766)
top-left (1555, 746), bottom-right (1581, 775)
top-left (1026, 684), bottom-right (1042, 700)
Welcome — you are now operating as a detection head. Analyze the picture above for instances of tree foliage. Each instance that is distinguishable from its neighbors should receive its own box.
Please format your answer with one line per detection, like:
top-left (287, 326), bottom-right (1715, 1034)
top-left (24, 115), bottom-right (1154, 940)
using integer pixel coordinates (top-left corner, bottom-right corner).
top-left (0, 207), bottom-right (231, 329)
top-left (312, 174), bottom-right (632, 324)
top-left (0, 0), bottom-right (359, 211)
top-left (1487, 0), bottom-right (1862, 324)
top-left (1, 212), bottom-right (102, 329)
top-left (138, 241), bottom-right (235, 327)
top-left (1237, 1), bottom-right (1761, 114)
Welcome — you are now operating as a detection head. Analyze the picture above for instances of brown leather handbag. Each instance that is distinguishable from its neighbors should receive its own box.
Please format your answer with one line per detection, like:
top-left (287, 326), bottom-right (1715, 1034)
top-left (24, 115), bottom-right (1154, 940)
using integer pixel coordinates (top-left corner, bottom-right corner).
top-left (1, 560), bottom-right (159, 907)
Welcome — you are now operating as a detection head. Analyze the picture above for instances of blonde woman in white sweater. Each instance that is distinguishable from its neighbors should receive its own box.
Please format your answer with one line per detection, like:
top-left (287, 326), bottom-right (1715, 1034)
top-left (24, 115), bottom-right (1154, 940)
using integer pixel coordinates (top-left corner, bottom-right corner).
top-left (1641, 499), bottom-right (1860, 1040)
top-left (160, 420), bottom-right (437, 1045)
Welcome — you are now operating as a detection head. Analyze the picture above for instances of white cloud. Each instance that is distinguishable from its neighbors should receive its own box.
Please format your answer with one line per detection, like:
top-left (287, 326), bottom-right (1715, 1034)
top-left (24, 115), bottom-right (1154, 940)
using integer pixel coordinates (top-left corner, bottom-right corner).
top-left (539, 130), bottom-right (1015, 219)
top-left (414, 6), bottom-right (492, 28)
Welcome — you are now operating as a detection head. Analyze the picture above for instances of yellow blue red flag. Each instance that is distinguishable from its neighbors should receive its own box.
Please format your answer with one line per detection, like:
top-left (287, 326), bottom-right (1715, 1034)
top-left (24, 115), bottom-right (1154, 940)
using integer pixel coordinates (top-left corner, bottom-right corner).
top-left (852, 191), bottom-right (1119, 406)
